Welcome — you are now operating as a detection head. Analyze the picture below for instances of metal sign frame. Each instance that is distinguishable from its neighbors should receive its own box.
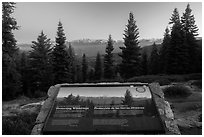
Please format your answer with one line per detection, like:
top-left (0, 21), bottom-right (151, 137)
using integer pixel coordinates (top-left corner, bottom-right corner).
top-left (42, 83), bottom-right (165, 134)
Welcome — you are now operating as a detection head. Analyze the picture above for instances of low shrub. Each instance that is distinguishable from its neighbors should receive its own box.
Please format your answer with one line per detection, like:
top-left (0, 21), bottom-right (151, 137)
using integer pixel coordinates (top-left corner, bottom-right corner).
top-left (2, 112), bottom-right (38, 135)
top-left (155, 78), bottom-right (171, 86)
top-left (166, 75), bottom-right (185, 82)
top-left (178, 102), bottom-right (202, 112)
top-left (33, 90), bottom-right (47, 98)
top-left (86, 77), bottom-right (125, 83)
top-left (191, 80), bottom-right (202, 89)
top-left (184, 73), bottom-right (202, 81)
top-left (127, 75), bottom-right (171, 85)
top-left (163, 85), bottom-right (192, 98)
top-left (199, 114), bottom-right (202, 122)
top-left (127, 73), bottom-right (202, 85)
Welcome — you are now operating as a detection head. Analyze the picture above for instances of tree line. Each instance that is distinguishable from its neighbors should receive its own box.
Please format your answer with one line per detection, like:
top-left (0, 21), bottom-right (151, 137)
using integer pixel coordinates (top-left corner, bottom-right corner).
top-left (121, 4), bottom-right (201, 78)
top-left (148, 5), bottom-right (201, 75)
top-left (2, 2), bottom-right (201, 100)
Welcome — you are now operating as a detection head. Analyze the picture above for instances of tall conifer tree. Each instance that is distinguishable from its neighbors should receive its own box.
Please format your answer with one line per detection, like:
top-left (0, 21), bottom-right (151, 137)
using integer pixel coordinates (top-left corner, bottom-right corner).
top-left (20, 52), bottom-right (29, 96)
top-left (67, 43), bottom-right (77, 82)
top-left (160, 27), bottom-right (171, 73)
top-left (2, 2), bottom-right (21, 100)
top-left (88, 68), bottom-right (95, 81)
top-left (181, 3), bottom-right (200, 73)
top-left (76, 64), bottom-right (82, 83)
top-left (29, 31), bottom-right (52, 94)
top-left (149, 43), bottom-right (160, 74)
top-left (52, 21), bottom-right (71, 84)
top-left (2, 2), bottom-right (18, 56)
top-left (167, 8), bottom-right (188, 74)
top-left (94, 52), bottom-right (102, 80)
top-left (119, 12), bottom-right (141, 79)
top-left (82, 54), bottom-right (88, 82)
top-left (104, 35), bottom-right (115, 79)
top-left (141, 51), bottom-right (148, 75)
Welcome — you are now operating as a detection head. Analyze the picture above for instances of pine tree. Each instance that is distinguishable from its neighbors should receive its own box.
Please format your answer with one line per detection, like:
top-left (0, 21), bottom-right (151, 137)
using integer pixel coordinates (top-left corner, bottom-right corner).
top-left (119, 12), bottom-right (141, 79)
top-left (167, 8), bottom-right (188, 74)
top-left (122, 89), bottom-right (133, 106)
top-left (94, 52), bottom-right (102, 80)
top-left (82, 54), bottom-right (88, 82)
top-left (29, 31), bottom-right (52, 95)
top-left (88, 68), bottom-right (95, 82)
top-left (149, 43), bottom-right (160, 74)
top-left (160, 27), bottom-right (171, 73)
top-left (2, 2), bottom-right (18, 57)
top-left (2, 2), bottom-right (21, 100)
top-left (67, 43), bottom-right (77, 82)
top-left (181, 4), bottom-right (199, 37)
top-left (104, 35), bottom-right (115, 79)
top-left (110, 100), bottom-right (115, 106)
top-left (20, 52), bottom-right (29, 96)
top-left (141, 51), bottom-right (148, 75)
top-left (74, 95), bottom-right (81, 105)
top-left (65, 94), bottom-right (74, 105)
top-left (52, 21), bottom-right (71, 84)
top-left (181, 3), bottom-right (200, 73)
top-left (76, 64), bottom-right (82, 83)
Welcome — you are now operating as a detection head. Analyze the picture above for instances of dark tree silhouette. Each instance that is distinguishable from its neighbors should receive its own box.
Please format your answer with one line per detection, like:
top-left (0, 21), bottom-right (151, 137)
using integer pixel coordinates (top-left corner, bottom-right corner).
top-left (94, 52), bottom-right (102, 80)
top-left (119, 12), bottom-right (141, 79)
top-left (65, 94), bottom-right (74, 105)
top-left (29, 31), bottom-right (52, 95)
top-left (181, 3), bottom-right (200, 73)
top-left (141, 51), bottom-right (148, 75)
top-left (52, 21), bottom-right (71, 84)
top-left (104, 35), bottom-right (115, 79)
top-left (2, 2), bottom-right (18, 56)
top-left (88, 68), bottom-right (95, 82)
top-left (149, 42), bottom-right (160, 74)
top-left (19, 52), bottom-right (29, 96)
top-left (82, 53), bottom-right (88, 82)
top-left (160, 27), bottom-right (171, 73)
top-left (67, 43), bottom-right (77, 82)
top-left (2, 2), bottom-right (21, 100)
top-left (122, 89), bottom-right (133, 106)
top-left (110, 100), bottom-right (115, 106)
top-left (167, 8), bottom-right (189, 74)
top-left (76, 64), bottom-right (82, 83)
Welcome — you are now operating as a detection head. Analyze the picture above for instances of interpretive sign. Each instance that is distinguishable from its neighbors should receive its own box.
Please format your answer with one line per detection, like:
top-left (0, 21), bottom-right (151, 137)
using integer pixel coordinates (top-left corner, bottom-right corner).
top-left (42, 83), bottom-right (165, 134)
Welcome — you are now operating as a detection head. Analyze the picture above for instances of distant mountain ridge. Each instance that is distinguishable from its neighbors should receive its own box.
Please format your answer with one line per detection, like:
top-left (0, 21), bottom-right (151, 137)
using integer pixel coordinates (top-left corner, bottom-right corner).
top-left (17, 37), bottom-right (201, 57)
top-left (17, 38), bottom-right (163, 56)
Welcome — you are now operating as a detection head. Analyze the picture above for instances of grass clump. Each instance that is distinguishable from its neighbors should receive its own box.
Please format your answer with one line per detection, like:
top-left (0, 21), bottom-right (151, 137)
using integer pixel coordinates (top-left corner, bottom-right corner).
top-left (191, 80), bottom-right (202, 89)
top-left (127, 75), bottom-right (172, 86)
top-left (199, 114), bottom-right (202, 122)
top-left (163, 85), bottom-right (192, 98)
top-left (2, 112), bottom-right (38, 135)
top-left (127, 73), bottom-right (201, 86)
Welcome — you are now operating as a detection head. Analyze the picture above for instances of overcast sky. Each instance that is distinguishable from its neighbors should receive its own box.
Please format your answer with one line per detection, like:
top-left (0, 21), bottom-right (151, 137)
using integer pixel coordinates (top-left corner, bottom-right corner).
top-left (12, 2), bottom-right (202, 43)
